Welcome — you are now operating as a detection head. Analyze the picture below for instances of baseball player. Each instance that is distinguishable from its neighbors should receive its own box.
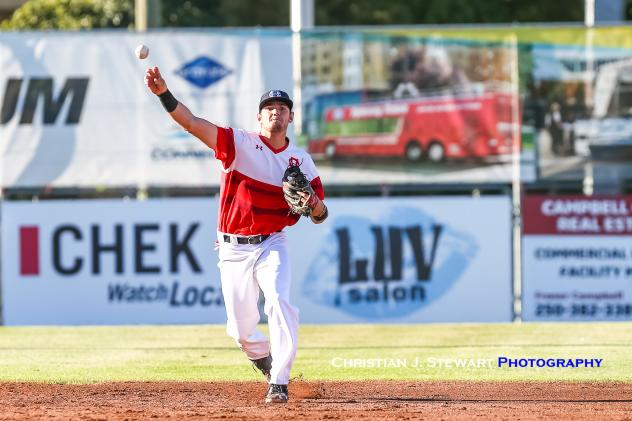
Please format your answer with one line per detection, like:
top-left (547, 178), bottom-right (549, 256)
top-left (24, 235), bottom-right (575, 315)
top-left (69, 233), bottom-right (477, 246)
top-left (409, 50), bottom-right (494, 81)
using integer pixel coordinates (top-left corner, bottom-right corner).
top-left (144, 67), bottom-right (328, 403)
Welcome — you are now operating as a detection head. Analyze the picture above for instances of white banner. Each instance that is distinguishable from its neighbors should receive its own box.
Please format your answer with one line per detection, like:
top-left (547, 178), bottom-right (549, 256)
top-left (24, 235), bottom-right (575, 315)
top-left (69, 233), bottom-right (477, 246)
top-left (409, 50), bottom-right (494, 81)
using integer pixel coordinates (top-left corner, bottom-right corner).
top-left (522, 195), bottom-right (632, 321)
top-left (288, 196), bottom-right (513, 323)
top-left (0, 30), bottom-right (293, 188)
top-left (523, 237), bottom-right (632, 321)
top-left (2, 198), bottom-right (223, 325)
top-left (2, 196), bottom-right (512, 325)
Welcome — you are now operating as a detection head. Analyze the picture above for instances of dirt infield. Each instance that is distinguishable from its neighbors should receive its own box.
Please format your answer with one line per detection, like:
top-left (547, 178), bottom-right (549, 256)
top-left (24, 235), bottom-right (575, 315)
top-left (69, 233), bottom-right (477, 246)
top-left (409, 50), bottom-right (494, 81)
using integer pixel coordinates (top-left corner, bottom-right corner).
top-left (1, 381), bottom-right (631, 420)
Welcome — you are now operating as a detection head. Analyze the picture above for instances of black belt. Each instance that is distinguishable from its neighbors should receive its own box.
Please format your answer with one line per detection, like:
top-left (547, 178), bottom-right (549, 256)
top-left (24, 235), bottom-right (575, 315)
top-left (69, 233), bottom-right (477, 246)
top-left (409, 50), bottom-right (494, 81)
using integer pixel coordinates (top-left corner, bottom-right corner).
top-left (223, 234), bottom-right (271, 245)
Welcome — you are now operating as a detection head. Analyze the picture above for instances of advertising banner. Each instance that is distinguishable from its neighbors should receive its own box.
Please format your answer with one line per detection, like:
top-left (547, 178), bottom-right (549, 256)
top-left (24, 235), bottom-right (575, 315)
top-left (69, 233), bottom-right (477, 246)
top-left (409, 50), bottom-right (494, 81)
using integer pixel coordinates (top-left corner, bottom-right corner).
top-left (522, 195), bottom-right (632, 321)
top-left (288, 196), bottom-right (513, 323)
top-left (0, 30), bottom-right (293, 188)
top-left (523, 30), bottom-right (632, 187)
top-left (398, 26), bottom-right (632, 186)
top-left (2, 195), bottom-right (512, 325)
top-left (300, 26), bottom-right (632, 187)
top-left (300, 31), bottom-right (525, 185)
top-left (2, 198), bottom-right (223, 325)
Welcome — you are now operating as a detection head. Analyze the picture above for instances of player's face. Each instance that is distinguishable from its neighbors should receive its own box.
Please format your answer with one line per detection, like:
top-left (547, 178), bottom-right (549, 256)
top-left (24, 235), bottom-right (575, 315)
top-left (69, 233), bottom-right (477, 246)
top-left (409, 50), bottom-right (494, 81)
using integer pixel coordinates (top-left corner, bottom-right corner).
top-left (258, 101), bottom-right (293, 133)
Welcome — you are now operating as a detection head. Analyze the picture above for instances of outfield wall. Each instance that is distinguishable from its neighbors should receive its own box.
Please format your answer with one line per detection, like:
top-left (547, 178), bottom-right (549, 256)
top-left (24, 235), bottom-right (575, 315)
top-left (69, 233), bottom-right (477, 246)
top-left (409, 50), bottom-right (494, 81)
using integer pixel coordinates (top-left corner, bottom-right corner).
top-left (1, 196), bottom-right (512, 325)
top-left (5, 26), bottom-right (632, 325)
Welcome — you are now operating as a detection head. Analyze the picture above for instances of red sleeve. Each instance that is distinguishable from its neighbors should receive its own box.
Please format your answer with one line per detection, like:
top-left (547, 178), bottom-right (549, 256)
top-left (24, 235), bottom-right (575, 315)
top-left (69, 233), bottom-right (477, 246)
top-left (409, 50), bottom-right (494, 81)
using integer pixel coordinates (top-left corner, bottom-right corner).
top-left (214, 127), bottom-right (235, 169)
top-left (310, 176), bottom-right (325, 200)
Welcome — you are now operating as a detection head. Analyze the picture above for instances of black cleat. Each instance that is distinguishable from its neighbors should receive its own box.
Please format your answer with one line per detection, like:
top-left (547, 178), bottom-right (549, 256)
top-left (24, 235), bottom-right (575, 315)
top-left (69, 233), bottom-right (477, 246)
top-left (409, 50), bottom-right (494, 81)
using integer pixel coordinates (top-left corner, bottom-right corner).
top-left (265, 383), bottom-right (288, 403)
top-left (251, 355), bottom-right (272, 382)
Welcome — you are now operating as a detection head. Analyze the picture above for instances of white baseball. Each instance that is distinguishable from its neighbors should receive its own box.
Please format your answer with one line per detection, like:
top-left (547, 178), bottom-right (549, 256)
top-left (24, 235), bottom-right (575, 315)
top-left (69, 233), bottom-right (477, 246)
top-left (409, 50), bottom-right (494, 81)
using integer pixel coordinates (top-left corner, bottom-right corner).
top-left (135, 44), bottom-right (149, 60)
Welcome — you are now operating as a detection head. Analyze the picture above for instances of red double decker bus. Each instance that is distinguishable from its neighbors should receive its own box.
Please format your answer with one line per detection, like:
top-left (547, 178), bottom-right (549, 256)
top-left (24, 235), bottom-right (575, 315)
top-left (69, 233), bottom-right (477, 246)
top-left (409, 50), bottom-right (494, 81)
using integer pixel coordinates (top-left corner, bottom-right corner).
top-left (307, 90), bottom-right (516, 162)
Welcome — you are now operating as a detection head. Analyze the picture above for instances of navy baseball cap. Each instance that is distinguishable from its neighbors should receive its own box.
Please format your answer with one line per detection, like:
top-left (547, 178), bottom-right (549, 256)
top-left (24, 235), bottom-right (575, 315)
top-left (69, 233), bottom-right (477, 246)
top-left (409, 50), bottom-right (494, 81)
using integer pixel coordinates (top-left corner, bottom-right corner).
top-left (259, 90), bottom-right (293, 111)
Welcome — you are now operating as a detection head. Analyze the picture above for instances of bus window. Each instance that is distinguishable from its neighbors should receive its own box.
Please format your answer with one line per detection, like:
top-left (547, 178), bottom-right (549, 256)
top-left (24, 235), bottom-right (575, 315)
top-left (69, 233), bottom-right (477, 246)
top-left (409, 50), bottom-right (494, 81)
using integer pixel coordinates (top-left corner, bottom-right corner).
top-left (325, 118), bottom-right (399, 137)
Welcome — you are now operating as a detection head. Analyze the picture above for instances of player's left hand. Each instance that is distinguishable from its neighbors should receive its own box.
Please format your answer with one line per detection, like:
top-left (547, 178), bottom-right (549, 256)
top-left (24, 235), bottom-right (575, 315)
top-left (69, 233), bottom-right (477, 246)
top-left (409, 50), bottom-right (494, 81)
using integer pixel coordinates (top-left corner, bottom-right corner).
top-left (282, 165), bottom-right (316, 216)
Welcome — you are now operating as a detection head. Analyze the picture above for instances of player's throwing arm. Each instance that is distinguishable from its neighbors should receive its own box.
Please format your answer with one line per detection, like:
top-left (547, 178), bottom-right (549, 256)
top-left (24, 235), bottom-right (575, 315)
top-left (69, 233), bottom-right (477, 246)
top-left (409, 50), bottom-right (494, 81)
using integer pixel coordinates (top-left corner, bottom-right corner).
top-left (144, 66), bottom-right (218, 150)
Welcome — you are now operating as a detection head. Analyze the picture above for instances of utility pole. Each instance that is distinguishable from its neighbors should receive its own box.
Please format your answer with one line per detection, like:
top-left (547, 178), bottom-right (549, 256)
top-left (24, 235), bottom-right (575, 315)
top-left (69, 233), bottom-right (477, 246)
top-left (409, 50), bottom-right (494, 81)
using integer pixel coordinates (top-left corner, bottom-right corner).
top-left (290, 0), bottom-right (314, 135)
top-left (135, 0), bottom-right (161, 32)
top-left (135, 0), bottom-right (161, 200)
top-left (583, 0), bottom-right (595, 196)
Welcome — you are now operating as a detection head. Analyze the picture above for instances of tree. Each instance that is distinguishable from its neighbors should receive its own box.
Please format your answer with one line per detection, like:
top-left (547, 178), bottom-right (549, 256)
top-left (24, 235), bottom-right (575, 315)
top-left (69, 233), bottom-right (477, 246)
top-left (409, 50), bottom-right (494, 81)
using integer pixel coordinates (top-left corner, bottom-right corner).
top-left (160, 0), bottom-right (223, 27)
top-left (160, 0), bottom-right (290, 27)
top-left (314, 0), bottom-right (584, 25)
top-left (1, 0), bottom-right (133, 30)
top-left (160, 0), bottom-right (584, 27)
top-left (1, 0), bottom-right (291, 29)
top-left (1, 0), bottom-right (586, 30)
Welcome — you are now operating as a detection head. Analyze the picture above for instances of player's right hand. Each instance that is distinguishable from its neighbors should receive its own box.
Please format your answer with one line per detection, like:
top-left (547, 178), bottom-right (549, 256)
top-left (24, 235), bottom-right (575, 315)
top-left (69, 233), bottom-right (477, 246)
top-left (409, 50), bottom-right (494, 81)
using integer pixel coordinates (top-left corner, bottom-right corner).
top-left (145, 66), bottom-right (167, 95)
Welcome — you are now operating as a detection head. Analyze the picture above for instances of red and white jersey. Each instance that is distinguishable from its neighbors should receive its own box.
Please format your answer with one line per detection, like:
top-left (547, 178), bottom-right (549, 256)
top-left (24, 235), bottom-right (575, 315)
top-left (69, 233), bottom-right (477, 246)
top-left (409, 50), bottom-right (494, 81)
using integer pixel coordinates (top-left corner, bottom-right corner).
top-left (213, 127), bottom-right (325, 236)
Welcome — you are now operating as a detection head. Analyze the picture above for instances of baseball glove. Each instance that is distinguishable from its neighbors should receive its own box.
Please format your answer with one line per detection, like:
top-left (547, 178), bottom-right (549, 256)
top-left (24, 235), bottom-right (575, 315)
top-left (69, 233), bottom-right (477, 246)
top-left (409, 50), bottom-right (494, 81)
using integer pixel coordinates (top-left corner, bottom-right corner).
top-left (282, 163), bottom-right (316, 217)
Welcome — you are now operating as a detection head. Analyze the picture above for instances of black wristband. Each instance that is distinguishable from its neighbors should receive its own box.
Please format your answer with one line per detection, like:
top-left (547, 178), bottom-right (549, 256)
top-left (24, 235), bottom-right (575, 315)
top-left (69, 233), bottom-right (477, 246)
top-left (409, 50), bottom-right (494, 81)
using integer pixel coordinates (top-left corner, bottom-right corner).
top-left (158, 90), bottom-right (178, 113)
top-left (312, 205), bottom-right (328, 222)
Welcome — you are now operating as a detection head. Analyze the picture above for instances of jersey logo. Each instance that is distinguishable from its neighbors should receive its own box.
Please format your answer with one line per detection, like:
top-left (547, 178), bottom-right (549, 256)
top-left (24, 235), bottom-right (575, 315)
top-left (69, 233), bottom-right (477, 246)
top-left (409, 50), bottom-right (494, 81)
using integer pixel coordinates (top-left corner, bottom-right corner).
top-left (288, 157), bottom-right (301, 167)
top-left (255, 144), bottom-right (263, 151)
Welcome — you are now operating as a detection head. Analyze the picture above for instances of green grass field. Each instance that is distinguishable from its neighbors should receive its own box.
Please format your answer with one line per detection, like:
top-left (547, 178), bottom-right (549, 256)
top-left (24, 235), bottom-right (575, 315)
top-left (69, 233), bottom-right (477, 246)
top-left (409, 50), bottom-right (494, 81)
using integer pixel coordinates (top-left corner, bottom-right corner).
top-left (0, 323), bottom-right (630, 384)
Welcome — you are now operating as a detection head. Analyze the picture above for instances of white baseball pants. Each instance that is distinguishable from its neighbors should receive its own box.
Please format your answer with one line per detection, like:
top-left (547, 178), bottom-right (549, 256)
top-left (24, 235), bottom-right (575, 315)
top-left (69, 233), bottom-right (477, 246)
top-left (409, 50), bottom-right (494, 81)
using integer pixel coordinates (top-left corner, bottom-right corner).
top-left (216, 231), bottom-right (299, 385)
